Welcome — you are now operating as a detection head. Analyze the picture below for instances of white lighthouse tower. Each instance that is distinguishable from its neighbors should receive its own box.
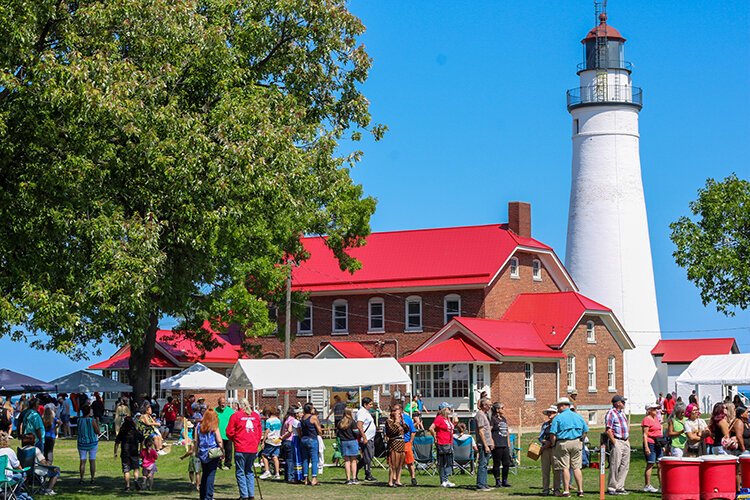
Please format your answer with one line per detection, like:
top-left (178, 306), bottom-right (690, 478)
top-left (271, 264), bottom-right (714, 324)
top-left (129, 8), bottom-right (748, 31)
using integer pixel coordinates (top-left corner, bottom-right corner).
top-left (565, 5), bottom-right (661, 410)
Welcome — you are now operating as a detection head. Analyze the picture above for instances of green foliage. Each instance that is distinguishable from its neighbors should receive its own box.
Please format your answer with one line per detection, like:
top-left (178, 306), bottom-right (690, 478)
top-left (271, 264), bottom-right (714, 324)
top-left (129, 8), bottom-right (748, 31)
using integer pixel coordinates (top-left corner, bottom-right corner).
top-left (670, 174), bottom-right (750, 315)
top-left (0, 0), bottom-right (380, 360)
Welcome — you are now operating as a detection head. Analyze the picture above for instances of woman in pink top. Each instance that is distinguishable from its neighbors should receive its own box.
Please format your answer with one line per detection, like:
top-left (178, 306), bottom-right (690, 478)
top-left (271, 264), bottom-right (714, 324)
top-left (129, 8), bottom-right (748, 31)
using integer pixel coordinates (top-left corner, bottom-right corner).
top-left (641, 404), bottom-right (663, 493)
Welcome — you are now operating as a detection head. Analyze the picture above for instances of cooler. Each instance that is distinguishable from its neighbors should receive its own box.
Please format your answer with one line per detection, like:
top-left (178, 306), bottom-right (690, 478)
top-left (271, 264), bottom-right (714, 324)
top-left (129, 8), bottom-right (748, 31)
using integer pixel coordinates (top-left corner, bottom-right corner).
top-left (699, 455), bottom-right (738, 500)
top-left (740, 453), bottom-right (750, 489)
top-left (660, 457), bottom-right (702, 500)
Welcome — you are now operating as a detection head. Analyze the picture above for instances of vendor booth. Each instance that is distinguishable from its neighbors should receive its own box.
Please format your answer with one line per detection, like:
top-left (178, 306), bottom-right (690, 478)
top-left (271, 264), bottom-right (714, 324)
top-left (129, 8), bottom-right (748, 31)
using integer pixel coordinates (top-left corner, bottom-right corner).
top-left (160, 362), bottom-right (230, 416)
top-left (675, 353), bottom-right (750, 409)
top-left (49, 370), bottom-right (133, 394)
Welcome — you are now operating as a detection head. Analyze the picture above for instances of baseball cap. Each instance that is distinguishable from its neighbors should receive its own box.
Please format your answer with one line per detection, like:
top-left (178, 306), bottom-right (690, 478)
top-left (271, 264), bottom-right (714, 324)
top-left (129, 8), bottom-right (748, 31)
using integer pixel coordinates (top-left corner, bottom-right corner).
top-left (568, 389), bottom-right (578, 396)
top-left (611, 395), bottom-right (627, 404)
top-left (543, 405), bottom-right (558, 415)
top-left (438, 402), bottom-right (453, 410)
top-left (645, 403), bottom-right (660, 410)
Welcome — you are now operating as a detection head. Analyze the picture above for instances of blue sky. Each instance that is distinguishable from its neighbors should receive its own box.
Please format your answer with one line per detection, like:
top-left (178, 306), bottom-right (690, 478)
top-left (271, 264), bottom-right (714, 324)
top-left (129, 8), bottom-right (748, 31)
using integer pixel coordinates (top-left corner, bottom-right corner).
top-left (3, 0), bottom-right (748, 380)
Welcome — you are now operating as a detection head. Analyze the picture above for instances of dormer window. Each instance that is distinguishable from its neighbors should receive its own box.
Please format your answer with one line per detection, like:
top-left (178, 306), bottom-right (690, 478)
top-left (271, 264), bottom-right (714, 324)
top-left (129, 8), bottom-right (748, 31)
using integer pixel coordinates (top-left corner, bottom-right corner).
top-left (509, 257), bottom-right (520, 279)
top-left (532, 259), bottom-right (542, 281)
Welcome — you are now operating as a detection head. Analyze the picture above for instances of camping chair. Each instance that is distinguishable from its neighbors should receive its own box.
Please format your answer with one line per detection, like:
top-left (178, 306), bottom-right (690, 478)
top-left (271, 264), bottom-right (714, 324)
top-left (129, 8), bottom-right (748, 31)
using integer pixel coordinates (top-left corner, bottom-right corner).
top-left (16, 447), bottom-right (46, 495)
top-left (509, 433), bottom-right (522, 475)
top-left (0, 455), bottom-right (29, 500)
top-left (331, 437), bottom-right (343, 467)
top-left (412, 433), bottom-right (436, 475)
top-left (452, 436), bottom-right (475, 475)
top-left (97, 415), bottom-right (113, 441)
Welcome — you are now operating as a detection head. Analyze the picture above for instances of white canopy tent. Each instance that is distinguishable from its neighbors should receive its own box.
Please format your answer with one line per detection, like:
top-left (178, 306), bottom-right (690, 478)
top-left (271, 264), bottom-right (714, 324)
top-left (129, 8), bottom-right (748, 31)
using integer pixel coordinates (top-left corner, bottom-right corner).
top-left (226, 358), bottom-right (412, 408)
top-left (160, 363), bottom-right (229, 416)
top-left (676, 353), bottom-right (750, 386)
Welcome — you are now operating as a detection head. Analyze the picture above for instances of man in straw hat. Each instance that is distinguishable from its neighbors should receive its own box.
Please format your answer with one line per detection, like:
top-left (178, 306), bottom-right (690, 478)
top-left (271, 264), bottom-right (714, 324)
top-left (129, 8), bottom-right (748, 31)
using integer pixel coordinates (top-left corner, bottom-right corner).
top-left (549, 397), bottom-right (588, 497)
top-left (539, 405), bottom-right (558, 496)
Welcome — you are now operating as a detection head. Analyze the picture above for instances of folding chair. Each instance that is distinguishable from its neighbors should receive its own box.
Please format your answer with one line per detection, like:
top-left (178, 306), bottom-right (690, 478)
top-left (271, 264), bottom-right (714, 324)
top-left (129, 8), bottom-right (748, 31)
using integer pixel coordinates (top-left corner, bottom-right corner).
top-left (97, 416), bottom-right (113, 441)
top-left (509, 434), bottom-right (522, 474)
top-left (0, 455), bottom-right (29, 500)
top-left (452, 437), bottom-right (475, 475)
top-left (16, 447), bottom-right (46, 495)
top-left (331, 437), bottom-right (343, 467)
top-left (412, 434), bottom-right (436, 475)
top-left (371, 431), bottom-right (388, 470)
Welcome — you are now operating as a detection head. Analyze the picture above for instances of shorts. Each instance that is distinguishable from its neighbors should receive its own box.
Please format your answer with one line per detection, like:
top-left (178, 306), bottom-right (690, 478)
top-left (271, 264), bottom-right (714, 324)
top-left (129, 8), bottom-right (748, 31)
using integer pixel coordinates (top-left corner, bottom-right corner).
top-left (166, 421), bottom-right (175, 433)
top-left (78, 445), bottom-right (98, 460)
top-left (188, 457), bottom-right (200, 473)
top-left (670, 447), bottom-right (684, 458)
top-left (404, 441), bottom-right (415, 465)
top-left (61, 414), bottom-right (70, 424)
top-left (35, 465), bottom-right (60, 479)
top-left (142, 464), bottom-right (157, 477)
top-left (553, 439), bottom-right (582, 471)
top-left (645, 442), bottom-right (663, 464)
top-left (121, 456), bottom-right (140, 473)
top-left (340, 439), bottom-right (359, 458)
top-left (262, 444), bottom-right (281, 458)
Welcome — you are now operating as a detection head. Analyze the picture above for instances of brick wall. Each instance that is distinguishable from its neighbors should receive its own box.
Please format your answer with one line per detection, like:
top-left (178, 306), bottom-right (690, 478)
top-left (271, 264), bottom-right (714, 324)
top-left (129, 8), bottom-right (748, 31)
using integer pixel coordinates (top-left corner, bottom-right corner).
top-left (490, 360), bottom-right (558, 428)
top-left (480, 251), bottom-right (561, 319)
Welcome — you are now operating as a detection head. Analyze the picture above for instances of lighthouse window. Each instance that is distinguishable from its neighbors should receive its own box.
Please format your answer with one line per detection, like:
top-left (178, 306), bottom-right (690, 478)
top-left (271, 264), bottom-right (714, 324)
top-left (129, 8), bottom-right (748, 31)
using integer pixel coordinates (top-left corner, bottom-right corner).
top-left (574, 119), bottom-right (580, 134)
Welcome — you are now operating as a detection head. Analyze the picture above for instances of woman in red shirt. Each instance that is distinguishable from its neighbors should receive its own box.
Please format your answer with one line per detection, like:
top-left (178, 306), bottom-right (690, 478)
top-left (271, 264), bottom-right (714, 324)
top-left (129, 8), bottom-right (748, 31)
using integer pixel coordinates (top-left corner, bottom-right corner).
top-left (641, 404), bottom-right (664, 493)
top-left (429, 402), bottom-right (456, 488)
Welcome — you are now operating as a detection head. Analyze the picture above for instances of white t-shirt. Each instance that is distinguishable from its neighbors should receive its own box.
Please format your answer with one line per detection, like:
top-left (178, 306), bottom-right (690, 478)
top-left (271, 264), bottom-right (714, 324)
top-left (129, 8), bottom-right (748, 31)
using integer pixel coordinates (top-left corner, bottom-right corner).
top-left (356, 407), bottom-right (376, 440)
top-left (0, 448), bottom-right (20, 478)
top-left (684, 418), bottom-right (707, 437)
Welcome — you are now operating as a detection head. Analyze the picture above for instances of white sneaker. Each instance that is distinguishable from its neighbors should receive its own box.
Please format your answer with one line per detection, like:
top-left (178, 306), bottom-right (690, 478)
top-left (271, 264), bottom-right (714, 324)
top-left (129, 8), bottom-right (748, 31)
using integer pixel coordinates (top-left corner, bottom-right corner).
top-left (441, 481), bottom-right (449, 488)
top-left (273, 474), bottom-right (281, 480)
top-left (643, 485), bottom-right (658, 493)
top-left (259, 471), bottom-right (272, 479)
top-left (446, 481), bottom-right (456, 487)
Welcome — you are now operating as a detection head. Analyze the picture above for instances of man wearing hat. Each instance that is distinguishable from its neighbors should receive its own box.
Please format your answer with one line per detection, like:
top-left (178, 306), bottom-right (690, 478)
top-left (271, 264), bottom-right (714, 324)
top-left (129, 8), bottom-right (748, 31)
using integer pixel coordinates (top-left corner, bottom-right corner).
top-left (549, 397), bottom-right (588, 496)
top-left (567, 389), bottom-right (578, 411)
top-left (539, 405), bottom-right (558, 496)
top-left (605, 395), bottom-right (630, 495)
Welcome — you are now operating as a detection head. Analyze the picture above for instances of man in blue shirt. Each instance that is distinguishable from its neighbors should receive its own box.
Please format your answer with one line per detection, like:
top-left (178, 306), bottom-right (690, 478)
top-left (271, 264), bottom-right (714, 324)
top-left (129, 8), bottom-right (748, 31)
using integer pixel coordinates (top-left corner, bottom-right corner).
top-left (550, 397), bottom-right (588, 497)
top-left (400, 404), bottom-right (418, 486)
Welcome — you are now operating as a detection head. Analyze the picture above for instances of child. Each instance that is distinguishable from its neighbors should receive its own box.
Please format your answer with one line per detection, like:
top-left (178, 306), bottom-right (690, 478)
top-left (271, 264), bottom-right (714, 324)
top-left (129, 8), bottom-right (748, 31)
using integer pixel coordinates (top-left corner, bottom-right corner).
top-left (179, 419), bottom-right (200, 491)
top-left (455, 422), bottom-right (478, 452)
top-left (140, 437), bottom-right (158, 490)
top-left (259, 407), bottom-right (282, 480)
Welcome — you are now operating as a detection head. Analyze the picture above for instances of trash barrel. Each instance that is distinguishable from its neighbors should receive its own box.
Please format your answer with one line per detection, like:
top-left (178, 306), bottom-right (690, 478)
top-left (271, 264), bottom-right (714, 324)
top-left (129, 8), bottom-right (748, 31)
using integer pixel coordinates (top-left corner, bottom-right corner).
top-left (700, 455), bottom-right (738, 500)
top-left (660, 456), bottom-right (702, 500)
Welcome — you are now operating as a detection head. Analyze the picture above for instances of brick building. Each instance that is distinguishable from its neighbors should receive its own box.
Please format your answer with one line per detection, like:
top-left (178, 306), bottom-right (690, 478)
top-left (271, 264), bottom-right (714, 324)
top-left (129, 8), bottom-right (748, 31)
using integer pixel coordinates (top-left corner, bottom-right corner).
top-left (90, 202), bottom-right (634, 425)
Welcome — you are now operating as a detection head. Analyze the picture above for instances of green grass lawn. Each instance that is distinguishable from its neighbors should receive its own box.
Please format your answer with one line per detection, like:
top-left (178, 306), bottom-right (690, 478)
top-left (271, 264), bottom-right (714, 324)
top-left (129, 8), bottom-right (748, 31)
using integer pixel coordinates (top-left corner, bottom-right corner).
top-left (41, 427), bottom-right (661, 499)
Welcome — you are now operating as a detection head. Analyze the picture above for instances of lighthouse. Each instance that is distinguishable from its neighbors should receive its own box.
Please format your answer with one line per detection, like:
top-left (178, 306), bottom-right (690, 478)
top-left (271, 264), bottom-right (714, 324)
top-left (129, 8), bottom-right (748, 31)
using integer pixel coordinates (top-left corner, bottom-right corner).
top-left (565, 8), bottom-right (661, 410)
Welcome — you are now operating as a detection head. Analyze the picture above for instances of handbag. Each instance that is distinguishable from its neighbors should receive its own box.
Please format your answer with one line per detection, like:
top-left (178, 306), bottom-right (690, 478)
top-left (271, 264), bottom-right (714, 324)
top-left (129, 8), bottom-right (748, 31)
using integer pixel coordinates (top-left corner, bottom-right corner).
top-left (207, 446), bottom-right (223, 460)
top-left (654, 436), bottom-right (669, 448)
top-left (721, 435), bottom-right (739, 451)
top-left (527, 441), bottom-right (542, 461)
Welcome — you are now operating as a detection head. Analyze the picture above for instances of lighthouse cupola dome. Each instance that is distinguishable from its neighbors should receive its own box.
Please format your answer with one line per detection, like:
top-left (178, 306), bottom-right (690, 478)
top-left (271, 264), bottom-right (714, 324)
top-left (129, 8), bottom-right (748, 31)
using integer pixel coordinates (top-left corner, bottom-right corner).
top-left (580, 14), bottom-right (628, 72)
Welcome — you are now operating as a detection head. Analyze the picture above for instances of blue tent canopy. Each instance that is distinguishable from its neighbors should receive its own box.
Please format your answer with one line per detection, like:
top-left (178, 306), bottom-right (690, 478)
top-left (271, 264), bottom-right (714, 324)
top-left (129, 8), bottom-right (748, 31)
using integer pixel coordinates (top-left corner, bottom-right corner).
top-left (0, 369), bottom-right (56, 395)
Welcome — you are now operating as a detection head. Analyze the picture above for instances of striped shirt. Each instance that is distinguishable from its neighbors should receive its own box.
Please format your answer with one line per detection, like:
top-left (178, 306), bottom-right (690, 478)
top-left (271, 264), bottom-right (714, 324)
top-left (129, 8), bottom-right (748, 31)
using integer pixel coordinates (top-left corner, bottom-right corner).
top-left (605, 408), bottom-right (629, 440)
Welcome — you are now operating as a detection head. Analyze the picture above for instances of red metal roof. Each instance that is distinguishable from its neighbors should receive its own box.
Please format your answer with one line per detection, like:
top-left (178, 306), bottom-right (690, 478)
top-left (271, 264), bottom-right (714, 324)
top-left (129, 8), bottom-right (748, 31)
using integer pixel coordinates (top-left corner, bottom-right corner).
top-left (327, 341), bottom-right (374, 359)
top-left (399, 335), bottom-right (495, 364)
top-left (88, 347), bottom-right (178, 370)
top-left (582, 21), bottom-right (625, 43)
top-left (454, 317), bottom-right (564, 359)
top-left (292, 224), bottom-right (552, 292)
top-left (651, 338), bottom-right (739, 364)
top-left (502, 291), bottom-right (611, 348)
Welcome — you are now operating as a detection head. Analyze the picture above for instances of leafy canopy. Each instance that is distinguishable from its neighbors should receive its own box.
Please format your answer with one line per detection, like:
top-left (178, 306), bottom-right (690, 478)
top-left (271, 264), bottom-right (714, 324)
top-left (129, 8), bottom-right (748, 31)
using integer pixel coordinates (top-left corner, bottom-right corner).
top-left (0, 0), bottom-right (382, 357)
top-left (670, 174), bottom-right (749, 316)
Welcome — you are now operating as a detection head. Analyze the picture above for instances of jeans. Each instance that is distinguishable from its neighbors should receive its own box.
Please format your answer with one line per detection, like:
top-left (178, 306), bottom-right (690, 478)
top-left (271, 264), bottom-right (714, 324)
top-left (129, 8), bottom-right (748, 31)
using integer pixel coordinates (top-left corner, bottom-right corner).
top-left (223, 440), bottom-right (233, 468)
top-left (477, 446), bottom-right (490, 488)
top-left (281, 440), bottom-right (293, 481)
top-left (492, 446), bottom-right (511, 483)
top-left (358, 439), bottom-right (374, 477)
top-left (234, 452), bottom-right (256, 499)
top-left (200, 458), bottom-right (219, 500)
top-left (301, 436), bottom-right (319, 479)
top-left (437, 444), bottom-right (453, 483)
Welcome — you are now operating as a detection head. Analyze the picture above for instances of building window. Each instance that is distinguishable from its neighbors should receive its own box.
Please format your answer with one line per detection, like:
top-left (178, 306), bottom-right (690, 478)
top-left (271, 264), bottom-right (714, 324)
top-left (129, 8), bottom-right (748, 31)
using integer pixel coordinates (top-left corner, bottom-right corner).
top-left (433, 364), bottom-right (450, 398)
top-left (608, 356), bottom-right (616, 391)
top-left (574, 119), bottom-right (580, 135)
top-left (368, 298), bottom-right (385, 333)
top-left (476, 365), bottom-right (485, 389)
top-left (268, 305), bottom-right (278, 334)
top-left (444, 294), bottom-right (461, 324)
top-left (588, 356), bottom-right (597, 392)
top-left (567, 355), bottom-right (576, 391)
top-left (509, 257), bottom-right (520, 279)
top-left (524, 362), bottom-right (534, 399)
top-left (405, 296), bottom-right (422, 332)
top-left (588, 411), bottom-right (597, 425)
top-left (586, 321), bottom-right (596, 343)
top-left (414, 365), bottom-right (431, 398)
top-left (332, 299), bottom-right (348, 334)
top-left (532, 259), bottom-right (542, 281)
top-left (412, 363), bottom-right (470, 399)
top-left (297, 301), bottom-right (313, 335)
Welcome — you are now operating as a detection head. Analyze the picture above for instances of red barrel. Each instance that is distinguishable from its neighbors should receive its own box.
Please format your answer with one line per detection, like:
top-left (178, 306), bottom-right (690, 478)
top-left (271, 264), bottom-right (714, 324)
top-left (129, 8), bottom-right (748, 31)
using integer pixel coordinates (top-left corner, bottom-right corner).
top-left (699, 455), bottom-right (738, 500)
top-left (661, 457), bottom-right (702, 500)
top-left (739, 454), bottom-right (750, 489)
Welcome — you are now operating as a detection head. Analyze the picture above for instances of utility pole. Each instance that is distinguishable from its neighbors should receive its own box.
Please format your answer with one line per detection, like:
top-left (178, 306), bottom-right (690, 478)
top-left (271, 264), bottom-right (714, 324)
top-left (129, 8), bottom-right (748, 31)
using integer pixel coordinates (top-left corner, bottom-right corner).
top-left (283, 263), bottom-right (292, 409)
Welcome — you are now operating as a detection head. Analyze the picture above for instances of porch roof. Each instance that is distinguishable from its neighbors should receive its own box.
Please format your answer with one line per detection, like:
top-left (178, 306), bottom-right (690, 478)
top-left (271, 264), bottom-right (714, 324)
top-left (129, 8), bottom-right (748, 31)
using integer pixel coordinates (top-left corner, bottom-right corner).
top-left (399, 336), bottom-right (495, 364)
top-left (88, 347), bottom-right (179, 370)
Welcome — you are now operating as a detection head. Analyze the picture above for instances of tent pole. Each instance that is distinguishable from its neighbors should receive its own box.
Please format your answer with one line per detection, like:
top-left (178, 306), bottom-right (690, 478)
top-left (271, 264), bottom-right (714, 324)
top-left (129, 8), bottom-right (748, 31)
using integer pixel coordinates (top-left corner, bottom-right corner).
top-left (252, 388), bottom-right (256, 410)
top-left (181, 390), bottom-right (184, 416)
top-left (359, 387), bottom-right (362, 407)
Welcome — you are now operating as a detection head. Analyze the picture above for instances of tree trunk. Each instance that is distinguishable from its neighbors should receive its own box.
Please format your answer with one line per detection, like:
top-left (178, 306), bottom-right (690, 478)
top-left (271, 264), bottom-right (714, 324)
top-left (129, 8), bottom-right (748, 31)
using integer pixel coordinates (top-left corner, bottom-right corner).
top-left (128, 312), bottom-right (159, 406)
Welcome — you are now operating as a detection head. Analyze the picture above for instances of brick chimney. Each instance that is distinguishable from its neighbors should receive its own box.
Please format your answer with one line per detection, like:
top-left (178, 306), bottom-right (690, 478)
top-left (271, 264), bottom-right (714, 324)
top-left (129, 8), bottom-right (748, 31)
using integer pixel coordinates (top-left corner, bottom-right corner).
top-left (508, 201), bottom-right (531, 237)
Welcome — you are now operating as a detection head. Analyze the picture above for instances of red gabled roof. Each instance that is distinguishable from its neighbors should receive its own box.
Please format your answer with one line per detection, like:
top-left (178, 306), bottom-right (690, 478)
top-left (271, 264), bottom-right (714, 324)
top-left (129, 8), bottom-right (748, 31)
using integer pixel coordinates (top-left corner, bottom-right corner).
top-left (291, 224), bottom-right (552, 292)
top-left (651, 338), bottom-right (739, 364)
top-left (88, 347), bottom-right (178, 370)
top-left (454, 317), bottom-right (564, 359)
top-left (399, 335), bottom-right (495, 364)
top-left (502, 291), bottom-right (611, 348)
top-left (327, 341), bottom-right (374, 359)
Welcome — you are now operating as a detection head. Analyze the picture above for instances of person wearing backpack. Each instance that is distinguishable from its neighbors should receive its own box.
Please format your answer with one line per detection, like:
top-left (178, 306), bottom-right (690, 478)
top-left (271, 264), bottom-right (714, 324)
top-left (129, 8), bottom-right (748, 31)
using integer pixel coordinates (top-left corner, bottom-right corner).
top-left (195, 409), bottom-right (224, 500)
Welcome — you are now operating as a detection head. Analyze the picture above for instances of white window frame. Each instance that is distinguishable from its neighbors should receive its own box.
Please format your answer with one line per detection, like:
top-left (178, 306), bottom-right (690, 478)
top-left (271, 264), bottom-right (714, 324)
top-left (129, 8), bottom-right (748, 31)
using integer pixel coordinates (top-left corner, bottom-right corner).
top-left (532, 259), bottom-right (542, 281)
top-left (368, 297), bottom-right (385, 333)
top-left (608, 356), bottom-right (616, 392)
top-left (509, 256), bottom-right (520, 279)
top-left (413, 363), bottom-right (470, 399)
top-left (405, 295), bottom-right (423, 332)
top-left (443, 294), bottom-right (461, 324)
top-left (297, 301), bottom-right (313, 336)
top-left (332, 299), bottom-right (348, 334)
top-left (567, 354), bottom-right (576, 391)
top-left (524, 362), bottom-right (534, 400)
top-left (588, 355), bottom-right (597, 392)
top-left (586, 320), bottom-right (596, 343)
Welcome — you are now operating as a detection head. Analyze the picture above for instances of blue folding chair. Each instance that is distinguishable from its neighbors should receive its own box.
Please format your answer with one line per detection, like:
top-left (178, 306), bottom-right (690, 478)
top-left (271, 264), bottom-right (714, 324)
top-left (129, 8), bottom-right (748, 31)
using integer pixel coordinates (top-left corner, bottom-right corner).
top-left (0, 454), bottom-right (29, 500)
top-left (412, 434), bottom-right (436, 475)
top-left (452, 436), bottom-right (475, 475)
top-left (509, 433), bottom-right (522, 474)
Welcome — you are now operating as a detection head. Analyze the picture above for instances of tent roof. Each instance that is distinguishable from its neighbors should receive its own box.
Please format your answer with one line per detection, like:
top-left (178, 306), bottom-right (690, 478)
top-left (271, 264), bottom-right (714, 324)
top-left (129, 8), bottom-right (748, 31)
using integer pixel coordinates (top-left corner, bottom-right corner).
top-left (675, 353), bottom-right (750, 386)
top-left (399, 336), bottom-right (495, 364)
top-left (0, 369), bottom-right (56, 395)
top-left (227, 358), bottom-right (411, 390)
top-left (652, 338), bottom-right (738, 364)
top-left (48, 370), bottom-right (132, 393)
top-left (160, 363), bottom-right (229, 391)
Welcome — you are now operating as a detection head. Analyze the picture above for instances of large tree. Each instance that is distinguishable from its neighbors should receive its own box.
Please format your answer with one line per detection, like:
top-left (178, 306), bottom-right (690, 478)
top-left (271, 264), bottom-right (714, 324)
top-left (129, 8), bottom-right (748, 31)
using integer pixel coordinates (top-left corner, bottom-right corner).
top-left (0, 0), bottom-right (382, 398)
top-left (670, 173), bottom-right (749, 316)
